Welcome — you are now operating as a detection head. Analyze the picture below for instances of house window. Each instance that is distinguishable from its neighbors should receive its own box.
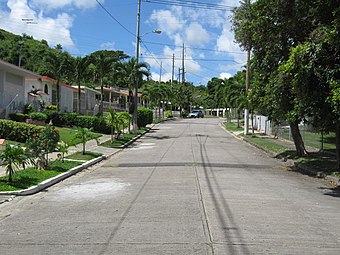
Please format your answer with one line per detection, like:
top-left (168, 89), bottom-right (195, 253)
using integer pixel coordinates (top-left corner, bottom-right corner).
top-left (44, 84), bottom-right (49, 94)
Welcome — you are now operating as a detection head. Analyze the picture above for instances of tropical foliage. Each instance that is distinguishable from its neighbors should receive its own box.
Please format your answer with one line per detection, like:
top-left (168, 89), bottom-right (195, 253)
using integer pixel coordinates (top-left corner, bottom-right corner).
top-left (231, 0), bottom-right (339, 166)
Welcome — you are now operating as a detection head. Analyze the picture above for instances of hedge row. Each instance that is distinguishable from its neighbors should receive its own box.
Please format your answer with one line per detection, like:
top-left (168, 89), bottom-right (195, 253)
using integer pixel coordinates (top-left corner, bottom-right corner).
top-left (137, 108), bottom-right (153, 128)
top-left (7, 107), bottom-right (153, 137)
top-left (0, 119), bottom-right (43, 143)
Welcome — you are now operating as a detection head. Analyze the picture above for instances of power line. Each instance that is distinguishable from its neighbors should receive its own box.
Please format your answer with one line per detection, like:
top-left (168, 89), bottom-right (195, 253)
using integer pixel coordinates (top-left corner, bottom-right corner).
top-left (141, 55), bottom-right (239, 63)
top-left (140, 40), bottom-right (169, 73)
top-left (143, 0), bottom-right (235, 11)
top-left (95, 0), bottom-right (135, 37)
top-left (143, 41), bottom-right (246, 55)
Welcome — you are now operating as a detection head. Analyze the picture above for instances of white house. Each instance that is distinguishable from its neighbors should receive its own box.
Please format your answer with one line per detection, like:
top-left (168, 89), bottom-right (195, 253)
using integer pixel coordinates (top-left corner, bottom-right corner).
top-left (0, 59), bottom-right (41, 118)
top-left (26, 76), bottom-right (75, 112)
top-left (72, 86), bottom-right (100, 115)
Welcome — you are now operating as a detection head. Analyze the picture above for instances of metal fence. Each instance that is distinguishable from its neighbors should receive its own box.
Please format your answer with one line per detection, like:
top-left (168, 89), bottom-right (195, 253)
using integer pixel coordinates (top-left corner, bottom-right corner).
top-left (273, 123), bottom-right (336, 153)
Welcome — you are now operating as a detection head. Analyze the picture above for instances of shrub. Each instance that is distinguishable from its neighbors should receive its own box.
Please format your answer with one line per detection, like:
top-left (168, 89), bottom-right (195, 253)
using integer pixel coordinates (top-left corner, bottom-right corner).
top-left (137, 107), bottom-right (153, 128)
top-left (74, 116), bottom-right (110, 134)
top-left (63, 112), bottom-right (80, 127)
top-left (23, 104), bottom-right (34, 114)
top-left (165, 110), bottom-right (173, 118)
top-left (75, 115), bottom-right (97, 129)
top-left (0, 119), bottom-right (42, 143)
top-left (9, 113), bottom-right (29, 122)
top-left (45, 104), bottom-right (57, 111)
top-left (93, 117), bottom-right (111, 134)
top-left (29, 112), bottom-right (48, 121)
top-left (26, 126), bottom-right (60, 169)
top-left (44, 110), bottom-right (60, 126)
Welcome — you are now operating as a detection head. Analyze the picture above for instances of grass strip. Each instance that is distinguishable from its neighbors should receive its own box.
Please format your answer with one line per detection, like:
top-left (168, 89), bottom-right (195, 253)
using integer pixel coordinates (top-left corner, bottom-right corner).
top-left (244, 135), bottom-right (289, 154)
top-left (224, 122), bottom-right (243, 132)
top-left (0, 160), bottom-right (81, 191)
top-left (0, 151), bottom-right (104, 191)
top-left (56, 127), bottom-right (102, 146)
top-left (65, 151), bottom-right (103, 160)
top-left (100, 128), bottom-right (149, 147)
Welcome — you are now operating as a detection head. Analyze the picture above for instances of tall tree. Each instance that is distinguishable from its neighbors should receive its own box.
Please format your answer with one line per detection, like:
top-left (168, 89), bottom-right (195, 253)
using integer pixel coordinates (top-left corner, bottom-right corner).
top-left (42, 48), bottom-right (72, 111)
top-left (71, 56), bottom-right (90, 113)
top-left (115, 57), bottom-right (150, 114)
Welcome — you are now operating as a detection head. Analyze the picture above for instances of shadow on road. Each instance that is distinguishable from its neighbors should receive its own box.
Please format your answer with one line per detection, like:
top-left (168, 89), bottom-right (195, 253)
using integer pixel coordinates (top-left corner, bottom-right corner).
top-left (319, 186), bottom-right (340, 198)
top-left (196, 134), bottom-right (251, 255)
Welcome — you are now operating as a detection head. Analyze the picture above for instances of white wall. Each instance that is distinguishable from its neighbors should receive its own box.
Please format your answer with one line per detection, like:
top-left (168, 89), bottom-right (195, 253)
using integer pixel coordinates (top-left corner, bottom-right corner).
top-left (59, 85), bottom-right (73, 112)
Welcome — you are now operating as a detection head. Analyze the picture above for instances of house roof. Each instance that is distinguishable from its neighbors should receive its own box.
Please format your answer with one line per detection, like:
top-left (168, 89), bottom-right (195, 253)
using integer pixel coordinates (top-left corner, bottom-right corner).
top-left (71, 85), bottom-right (101, 94)
top-left (0, 59), bottom-right (41, 79)
top-left (40, 76), bottom-right (77, 90)
top-left (96, 86), bottom-right (142, 97)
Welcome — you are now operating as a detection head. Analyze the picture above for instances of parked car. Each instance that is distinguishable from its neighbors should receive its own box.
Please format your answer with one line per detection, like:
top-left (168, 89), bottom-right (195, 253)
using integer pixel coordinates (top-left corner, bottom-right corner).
top-left (188, 110), bottom-right (204, 118)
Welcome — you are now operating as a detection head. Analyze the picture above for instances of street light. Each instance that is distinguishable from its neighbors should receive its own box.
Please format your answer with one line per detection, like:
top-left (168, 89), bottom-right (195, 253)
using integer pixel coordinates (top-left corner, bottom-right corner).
top-left (133, 0), bottom-right (161, 133)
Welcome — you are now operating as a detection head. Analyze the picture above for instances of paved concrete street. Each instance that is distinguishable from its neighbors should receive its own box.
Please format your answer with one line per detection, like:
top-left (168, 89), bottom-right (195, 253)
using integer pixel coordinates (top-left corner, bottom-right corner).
top-left (0, 118), bottom-right (339, 254)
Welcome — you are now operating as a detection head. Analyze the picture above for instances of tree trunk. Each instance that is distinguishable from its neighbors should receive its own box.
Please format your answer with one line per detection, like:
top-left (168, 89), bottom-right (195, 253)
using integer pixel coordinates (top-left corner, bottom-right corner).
top-left (56, 80), bottom-right (60, 112)
top-left (78, 83), bottom-right (81, 114)
top-left (336, 120), bottom-right (340, 170)
top-left (289, 120), bottom-right (306, 156)
top-left (99, 79), bottom-right (104, 115)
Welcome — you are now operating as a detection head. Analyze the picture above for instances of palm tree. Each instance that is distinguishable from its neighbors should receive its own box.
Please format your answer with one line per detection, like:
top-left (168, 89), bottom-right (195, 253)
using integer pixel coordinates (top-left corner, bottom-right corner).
top-left (72, 56), bottom-right (90, 113)
top-left (0, 144), bottom-right (27, 182)
top-left (106, 107), bottom-right (119, 143)
top-left (115, 57), bottom-right (150, 129)
top-left (90, 55), bottom-right (114, 114)
top-left (75, 127), bottom-right (95, 155)
top-left (43, 49), bottom-right (72, 111)
top-left (89, 50), bottom-right (129, 114)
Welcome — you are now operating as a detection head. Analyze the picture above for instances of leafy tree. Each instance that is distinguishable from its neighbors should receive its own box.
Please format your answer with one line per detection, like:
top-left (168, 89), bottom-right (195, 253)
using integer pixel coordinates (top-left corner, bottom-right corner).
top-left (230, 0), bottom-right (331, 156)
top-left (26, 126), bottom-right (60, 169)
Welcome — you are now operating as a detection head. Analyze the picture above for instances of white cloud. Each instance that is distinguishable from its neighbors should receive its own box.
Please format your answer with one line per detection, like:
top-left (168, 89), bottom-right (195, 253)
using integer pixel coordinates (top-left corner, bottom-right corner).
top-left (216, 24), bottom-right (247, 67)
top-left (100, 41), bottom-right (115, 50)
top-left (0, 0), bottom-right (75, 49)
top-left (219, 72), bottom-right (232, 79)
top-left (149, 9), bottom-right (184, 38)
top-left (31, 0), bottom-right (99, 10)
top-left (185, 23), bottom-right (210, 46)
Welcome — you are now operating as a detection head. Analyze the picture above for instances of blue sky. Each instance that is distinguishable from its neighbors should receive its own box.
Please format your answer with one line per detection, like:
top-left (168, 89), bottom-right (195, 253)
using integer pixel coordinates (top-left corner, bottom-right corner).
top-left (0, 0), bottom-right (247, 86)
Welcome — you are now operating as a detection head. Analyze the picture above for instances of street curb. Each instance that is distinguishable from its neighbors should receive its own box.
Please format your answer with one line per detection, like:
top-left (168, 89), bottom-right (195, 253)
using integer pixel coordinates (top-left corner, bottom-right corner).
top-left (100, 125), bottom-right (155, 149)
top-left (219, 122), bottom-right (340, 186)
top-left (0, 156), bottom-right (105, 196)
top-left (0, 126), bottom-right (156, 197)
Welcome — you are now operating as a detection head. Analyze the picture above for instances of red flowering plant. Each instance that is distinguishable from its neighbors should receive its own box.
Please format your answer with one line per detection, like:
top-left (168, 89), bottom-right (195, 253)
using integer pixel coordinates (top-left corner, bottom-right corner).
top-left (26, 126), bottom-right (60, 169)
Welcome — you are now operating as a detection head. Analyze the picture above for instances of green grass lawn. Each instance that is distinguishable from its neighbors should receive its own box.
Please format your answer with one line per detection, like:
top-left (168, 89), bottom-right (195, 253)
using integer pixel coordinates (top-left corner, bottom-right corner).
top-left (0, 150), bottom-right (103, 191)
top-left (65, 151), bottom-right (103, 160)
top-left (56, 127), bottom-right (102, 146)
top-left (0, 160), bottom-right (82, 191)
top-left (279, 128), bottom-right (336, 153)
top-left (224, 124), bottom-right (339, 177)
top-left (224, 121), bottom-right (243, 132)
top-left (244, 135), bottom-right (289, 154)
top-left (100, 128), bottom-right (149, 147)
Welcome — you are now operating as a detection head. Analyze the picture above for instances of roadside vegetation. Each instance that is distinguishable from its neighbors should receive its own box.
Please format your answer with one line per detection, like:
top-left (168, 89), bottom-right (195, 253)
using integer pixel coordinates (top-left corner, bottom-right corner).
top-left (224, 122), bottom-right (339, 178)
top-left (0, 152), bottom-right (102, 191)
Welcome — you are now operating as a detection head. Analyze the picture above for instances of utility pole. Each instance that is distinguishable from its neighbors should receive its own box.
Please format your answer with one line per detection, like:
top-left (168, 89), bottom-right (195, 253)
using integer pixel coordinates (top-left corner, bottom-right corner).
top-left (244, 48), bottom-right (250, 135)
top-left (182, 43), bottom-right (185, 84)
top-left (159, 61), bottom-right (162, 83)
top-left (133, 0), bottom-right (141, 134)
top-left (178, 68), bottom-right (181, 83)
top-left (171, 53), bottom-right (175, 84)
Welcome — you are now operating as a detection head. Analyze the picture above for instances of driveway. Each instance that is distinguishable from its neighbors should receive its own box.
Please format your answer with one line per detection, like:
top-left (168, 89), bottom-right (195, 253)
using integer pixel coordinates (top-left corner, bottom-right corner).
top-left (0, 118), bottom-right (339, 254)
